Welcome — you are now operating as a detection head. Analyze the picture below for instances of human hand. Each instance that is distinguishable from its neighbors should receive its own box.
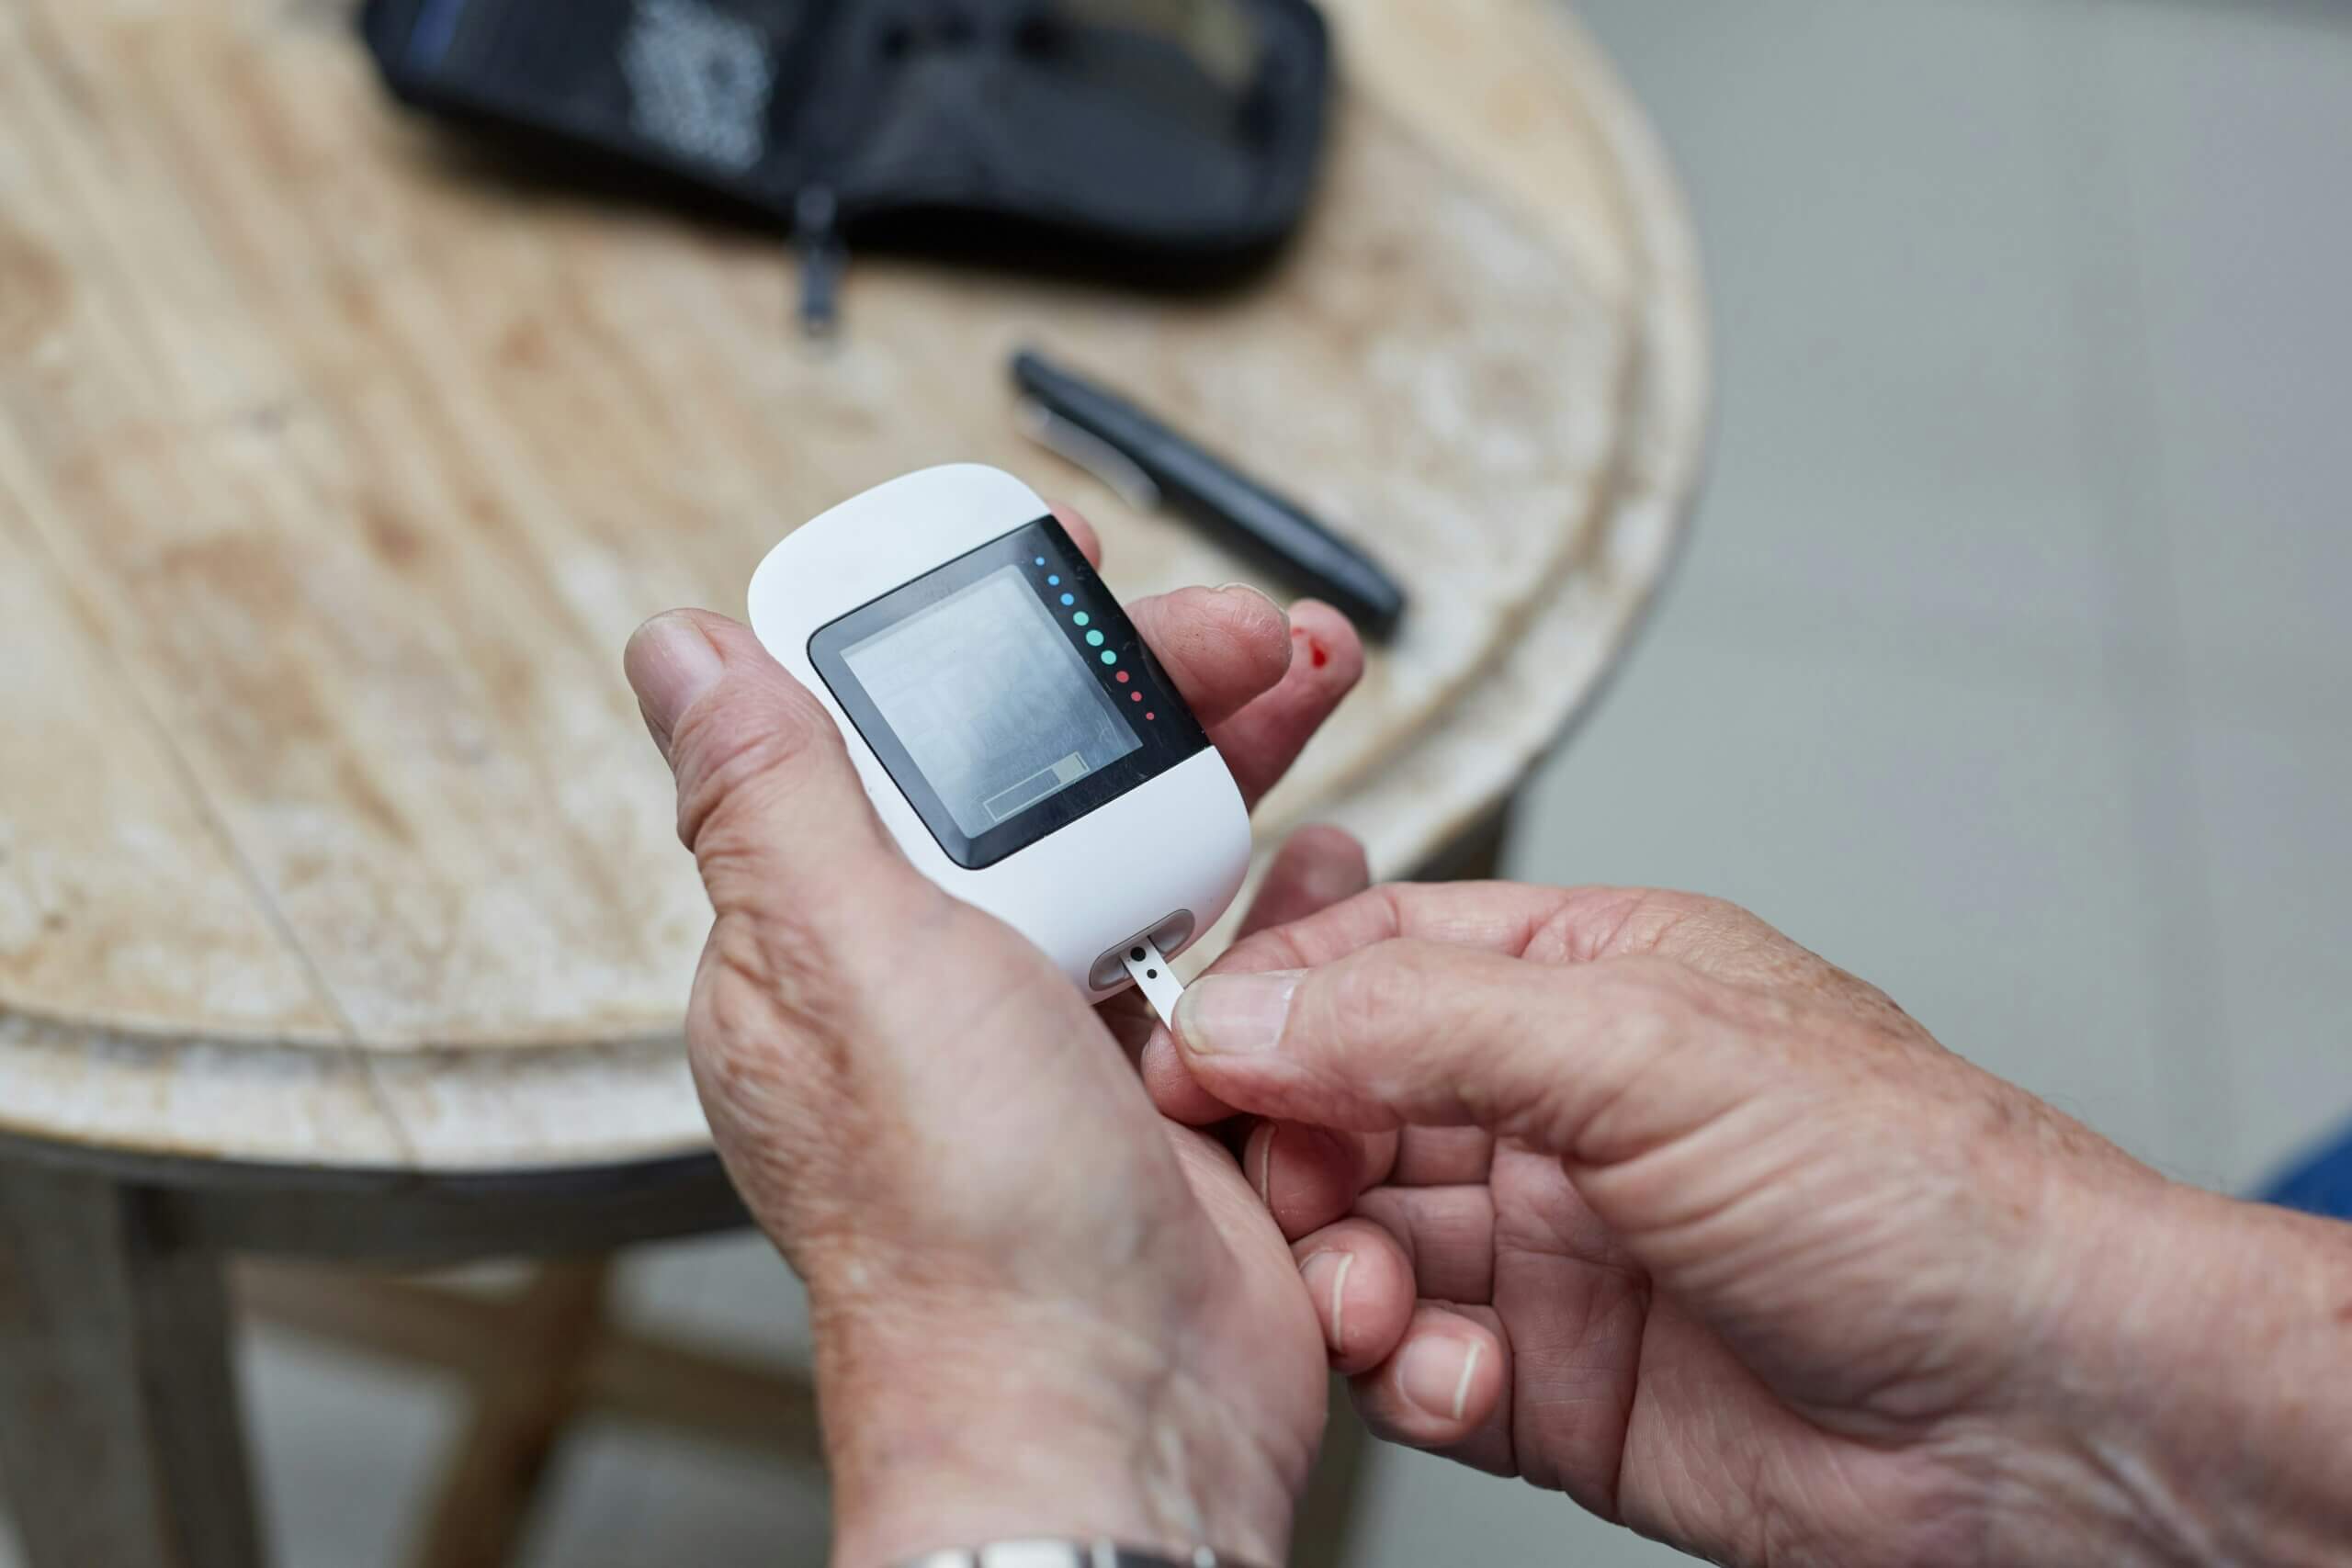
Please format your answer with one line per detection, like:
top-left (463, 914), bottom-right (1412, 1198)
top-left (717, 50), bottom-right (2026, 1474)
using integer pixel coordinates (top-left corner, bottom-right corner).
top-left (1157, 883), bottom-right (2352, 1567)
top-left (624, 510), bottom-right (1369, 1568)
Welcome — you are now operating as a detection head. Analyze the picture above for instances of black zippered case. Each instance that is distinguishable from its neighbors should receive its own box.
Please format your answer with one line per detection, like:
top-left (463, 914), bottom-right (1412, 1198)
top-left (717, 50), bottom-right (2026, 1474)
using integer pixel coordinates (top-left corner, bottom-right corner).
top-left (359, 0), bottom-right (1331, 297)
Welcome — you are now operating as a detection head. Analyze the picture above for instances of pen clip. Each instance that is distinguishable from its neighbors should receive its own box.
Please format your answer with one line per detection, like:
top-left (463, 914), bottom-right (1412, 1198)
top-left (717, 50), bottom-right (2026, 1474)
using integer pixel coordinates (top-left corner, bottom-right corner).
top-left (1016, 397), bottom-right (1164, 514)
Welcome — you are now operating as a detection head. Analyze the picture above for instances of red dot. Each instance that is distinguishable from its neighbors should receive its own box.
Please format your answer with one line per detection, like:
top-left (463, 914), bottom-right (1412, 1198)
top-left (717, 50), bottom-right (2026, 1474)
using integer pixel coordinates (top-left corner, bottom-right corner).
top-left (1115, 671), bottom-right (1130, 684)
top-left (1145, 712), bottom-right (1156, 721)
top-left (1130, 692), bottom-right (1142, 703)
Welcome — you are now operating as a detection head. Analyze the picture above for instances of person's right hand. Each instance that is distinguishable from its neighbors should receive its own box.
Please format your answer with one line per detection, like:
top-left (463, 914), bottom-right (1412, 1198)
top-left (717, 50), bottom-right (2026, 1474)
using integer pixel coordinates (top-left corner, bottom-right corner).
top-left (1149, 881), bottom-right (2352, 1568)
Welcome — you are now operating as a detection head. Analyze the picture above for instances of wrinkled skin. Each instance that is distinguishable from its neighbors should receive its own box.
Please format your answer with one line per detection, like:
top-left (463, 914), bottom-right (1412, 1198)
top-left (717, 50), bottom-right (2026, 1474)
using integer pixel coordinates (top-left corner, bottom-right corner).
top-left (625, 510), bottom-right (1374, 1564)
top-left (630, 510), bottom-right (2352, 1568)
top-left (1150, 884), bottom-right (2352, 1566)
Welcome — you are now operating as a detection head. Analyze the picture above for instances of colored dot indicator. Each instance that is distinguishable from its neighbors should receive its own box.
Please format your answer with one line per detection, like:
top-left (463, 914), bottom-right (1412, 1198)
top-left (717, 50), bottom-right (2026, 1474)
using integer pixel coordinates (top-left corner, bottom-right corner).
top-left (1060, 593), bottom-right (1075, 606)
top-left (1114, 671), bottom-right (1129, 683)
top-left (1130, 691), bottom-right (1142, 703)
top-left (1047, 575), bottom-right (1061, 586)
top-left (1146, 712), bottom-right (1156, 721)
top-left (1085, 630), bottom-right (1104, 648)
top-left (1072, 611), bottom-right (1090, 627)
top-left (1034, 557), bottom-right (1046, 567)
top-left (1100, 650), bottom-right (1117, 666)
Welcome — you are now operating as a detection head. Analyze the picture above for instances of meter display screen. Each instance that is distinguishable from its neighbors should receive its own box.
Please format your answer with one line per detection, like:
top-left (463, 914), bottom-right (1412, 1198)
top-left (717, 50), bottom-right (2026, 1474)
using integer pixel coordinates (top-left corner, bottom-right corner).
top-left (808, 517), bottom-right (1210, 869)
top-left (842, 567), bottom-right (1139, 838)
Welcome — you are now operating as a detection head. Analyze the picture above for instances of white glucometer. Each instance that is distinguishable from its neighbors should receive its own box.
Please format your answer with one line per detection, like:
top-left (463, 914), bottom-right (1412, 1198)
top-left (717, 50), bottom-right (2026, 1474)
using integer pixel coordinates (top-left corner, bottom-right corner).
top-left (748, 465), bottom-right (1251, 1003)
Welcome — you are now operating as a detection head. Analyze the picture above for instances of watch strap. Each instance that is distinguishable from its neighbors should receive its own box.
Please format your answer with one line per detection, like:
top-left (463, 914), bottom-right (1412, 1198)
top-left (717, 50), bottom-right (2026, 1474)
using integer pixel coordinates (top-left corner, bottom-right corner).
top-left (900, 1542), bottom-right (1258, 1568)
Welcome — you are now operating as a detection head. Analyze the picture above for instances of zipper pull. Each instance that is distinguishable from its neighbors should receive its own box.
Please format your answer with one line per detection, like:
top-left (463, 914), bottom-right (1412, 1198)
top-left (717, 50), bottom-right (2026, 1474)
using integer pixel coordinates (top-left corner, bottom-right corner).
top-left (794, 184), bottom-right (845, 339)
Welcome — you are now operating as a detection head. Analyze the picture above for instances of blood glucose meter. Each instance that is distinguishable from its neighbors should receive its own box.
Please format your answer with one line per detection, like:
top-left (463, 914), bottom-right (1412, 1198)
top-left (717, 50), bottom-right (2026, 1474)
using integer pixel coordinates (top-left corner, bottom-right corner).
top-left (748, 465), bottom-right (1252, 1003)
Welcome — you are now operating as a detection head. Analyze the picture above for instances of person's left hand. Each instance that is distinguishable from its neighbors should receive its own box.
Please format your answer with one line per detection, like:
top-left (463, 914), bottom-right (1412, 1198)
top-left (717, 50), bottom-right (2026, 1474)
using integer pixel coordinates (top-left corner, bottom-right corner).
top-left (624, 509), bottom-right (1374, 1568)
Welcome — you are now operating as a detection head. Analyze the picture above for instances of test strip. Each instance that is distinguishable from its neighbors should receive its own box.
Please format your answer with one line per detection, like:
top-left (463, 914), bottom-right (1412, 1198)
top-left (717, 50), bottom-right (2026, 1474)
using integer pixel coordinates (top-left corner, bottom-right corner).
top-left (1120, 938), bottom-right (1187, 1030)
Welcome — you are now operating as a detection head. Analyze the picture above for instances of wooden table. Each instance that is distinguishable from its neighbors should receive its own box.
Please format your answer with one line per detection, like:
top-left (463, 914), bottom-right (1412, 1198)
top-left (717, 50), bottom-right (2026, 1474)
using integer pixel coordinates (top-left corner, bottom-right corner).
top-left (0, 0), bottom-right (1707, 1562)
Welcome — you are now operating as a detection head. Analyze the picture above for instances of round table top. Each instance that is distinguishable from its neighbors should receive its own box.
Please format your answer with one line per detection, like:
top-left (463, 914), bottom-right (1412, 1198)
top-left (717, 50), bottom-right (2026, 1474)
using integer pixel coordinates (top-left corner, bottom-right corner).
top-left (0, 0), bottom-right (1708, 1176)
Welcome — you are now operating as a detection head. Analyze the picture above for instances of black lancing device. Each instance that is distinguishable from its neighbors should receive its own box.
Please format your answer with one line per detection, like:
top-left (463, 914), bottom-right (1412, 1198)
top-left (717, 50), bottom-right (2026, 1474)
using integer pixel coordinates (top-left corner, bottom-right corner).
top-left (1012, 350), bottom-right (1408, 637)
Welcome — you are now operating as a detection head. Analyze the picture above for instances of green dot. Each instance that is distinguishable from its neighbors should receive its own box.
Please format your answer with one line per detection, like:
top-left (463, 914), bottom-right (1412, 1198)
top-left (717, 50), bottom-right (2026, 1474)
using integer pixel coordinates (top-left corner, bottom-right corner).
top-left (1100, 650), bottom-right (1117, 666)
top-left (1085, 629), bottom-right (1105, 647)
top-left (1072, 612), bottom-right (1090, 627)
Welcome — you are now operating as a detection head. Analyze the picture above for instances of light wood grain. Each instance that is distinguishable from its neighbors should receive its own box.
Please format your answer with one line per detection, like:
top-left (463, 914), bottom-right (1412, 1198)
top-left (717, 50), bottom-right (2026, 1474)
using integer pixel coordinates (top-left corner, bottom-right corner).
top-left (1276, 0), bottom-right (1711, 879)
top-left (0, 0), bottom-right (1708, 1172)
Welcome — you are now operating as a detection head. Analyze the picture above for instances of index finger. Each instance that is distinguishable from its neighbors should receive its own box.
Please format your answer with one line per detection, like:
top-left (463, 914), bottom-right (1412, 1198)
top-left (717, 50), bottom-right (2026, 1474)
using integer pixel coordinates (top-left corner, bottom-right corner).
top-left (1207, 881), bottom-right (1852, 1000)
top-left (1047, 502), bottom-right (1103, 568)
top-left (1137, 879), bottom-right (1558, 1127)
top-left (1058, 499), bottom-right (1299, 732)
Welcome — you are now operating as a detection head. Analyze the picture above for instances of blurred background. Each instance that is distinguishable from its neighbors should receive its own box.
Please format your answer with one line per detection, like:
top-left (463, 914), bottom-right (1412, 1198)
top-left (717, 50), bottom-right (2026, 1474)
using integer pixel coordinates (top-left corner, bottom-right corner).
top-left (6, 0), bottom-right (2349, 1562)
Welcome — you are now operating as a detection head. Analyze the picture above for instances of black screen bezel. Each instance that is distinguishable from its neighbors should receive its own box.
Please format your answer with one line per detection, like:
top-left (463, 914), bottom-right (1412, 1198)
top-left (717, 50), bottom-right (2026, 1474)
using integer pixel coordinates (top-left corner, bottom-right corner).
top-left (808, 516), bottom-right (1212, 870)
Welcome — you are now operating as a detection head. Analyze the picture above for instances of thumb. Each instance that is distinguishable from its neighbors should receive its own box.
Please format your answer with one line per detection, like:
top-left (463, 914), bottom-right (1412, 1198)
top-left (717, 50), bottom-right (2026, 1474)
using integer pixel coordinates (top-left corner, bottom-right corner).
top-left (1172, 940), bottom-right (1759, 1164)
top-left (625, 608), bottom-right (926, 933)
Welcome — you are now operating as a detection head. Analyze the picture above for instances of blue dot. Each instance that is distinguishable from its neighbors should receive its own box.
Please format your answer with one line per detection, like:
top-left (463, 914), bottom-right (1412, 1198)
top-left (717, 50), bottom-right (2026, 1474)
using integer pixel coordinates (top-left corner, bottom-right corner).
top-left (1047, 574), bottom-right (1060, 587)
top-left (1034, 557), bottom-right (1046, 567)
top-left (1086, 629), bottom-right (1105, 647)
top-left (1100, 650), bottom-right (1117, 666)
top-left (1060, 593), bottom-right (1075, 606)
top-left (1072, 612), bottom-right (1090, 627)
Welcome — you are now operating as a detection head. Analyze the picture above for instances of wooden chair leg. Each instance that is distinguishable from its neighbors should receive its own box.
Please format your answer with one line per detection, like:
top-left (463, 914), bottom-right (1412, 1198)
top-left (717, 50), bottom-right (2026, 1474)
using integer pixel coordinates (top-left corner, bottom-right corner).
top-left (233, 1263), bottom-right (822, 1462)
top-left (403, 1258), bottom-right (614, 1568)
top-left (0, 1161), bottom-right (265, 1568)
top-left (1290, 1380), bottom-right (1373, 1568)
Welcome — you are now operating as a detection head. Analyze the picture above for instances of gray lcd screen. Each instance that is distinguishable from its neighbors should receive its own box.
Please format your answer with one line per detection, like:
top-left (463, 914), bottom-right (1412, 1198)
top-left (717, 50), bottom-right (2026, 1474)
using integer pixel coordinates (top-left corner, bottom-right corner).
top-left (841, 566), bottom-right (1141, 839)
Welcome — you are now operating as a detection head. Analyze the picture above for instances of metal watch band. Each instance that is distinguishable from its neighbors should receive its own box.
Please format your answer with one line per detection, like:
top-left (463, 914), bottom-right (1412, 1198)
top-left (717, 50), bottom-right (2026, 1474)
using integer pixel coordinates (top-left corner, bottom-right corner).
top-left (899, 1542), bottom-right (1261, 1568)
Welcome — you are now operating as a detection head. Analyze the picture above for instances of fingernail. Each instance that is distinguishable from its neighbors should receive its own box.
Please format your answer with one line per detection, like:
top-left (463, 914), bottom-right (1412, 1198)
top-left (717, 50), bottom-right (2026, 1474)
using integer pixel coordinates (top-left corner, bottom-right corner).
top-left (1397, 1335), bottom-right (1482, 1422)
top-left (1298, 1250), bottom-right (1354, 1349)
top-left (1216, 581), bottom-right (1285, 618)
top-left (627, 613), bottom-right (725, 745)
top-left (1175, 972), bottom-right (1302, 1055)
